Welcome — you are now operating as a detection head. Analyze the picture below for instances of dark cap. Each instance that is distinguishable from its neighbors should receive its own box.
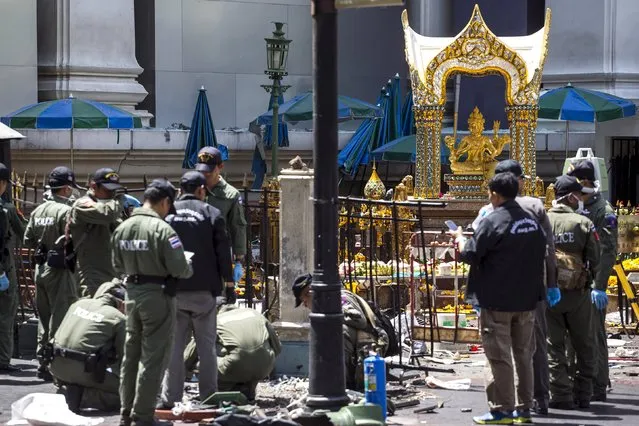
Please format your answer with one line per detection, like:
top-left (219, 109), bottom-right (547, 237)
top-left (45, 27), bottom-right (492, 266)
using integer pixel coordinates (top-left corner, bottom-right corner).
top-left (292, 274), bottom-right (312, 308)
top-left (494, 159), bottom-right (530, 179)
top-left (145, 178), bottom-right (177, 202)
top-left (48, 166), bottom-right (81, 189)
top-left (93, 168), bottom-right (123, 191)
top-left (180, 171), bottom-right (207, 189)
top-left (0, 163), bottom-right (12, 183)
top-left (554, 175), bottom-right (583, 197)
top-left (195, 147), bottom-right (223, 172)
top-left (567, 159), bottom-right (596, 182)
top-left (94, 279), bottom-right (126, 301)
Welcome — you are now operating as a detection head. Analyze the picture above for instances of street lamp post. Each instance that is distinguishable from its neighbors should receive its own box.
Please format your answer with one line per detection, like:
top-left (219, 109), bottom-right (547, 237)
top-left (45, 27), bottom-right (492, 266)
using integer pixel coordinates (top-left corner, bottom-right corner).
top-left (262, 22), bottom-right (291, 177)
top-left (306, 0), bottom-right (350, 411)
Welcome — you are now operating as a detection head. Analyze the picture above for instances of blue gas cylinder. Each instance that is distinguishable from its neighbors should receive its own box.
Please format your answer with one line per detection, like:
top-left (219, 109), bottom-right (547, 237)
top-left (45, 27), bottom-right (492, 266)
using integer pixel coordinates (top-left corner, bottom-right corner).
top-left (364, 353), bottom-right (387, 419)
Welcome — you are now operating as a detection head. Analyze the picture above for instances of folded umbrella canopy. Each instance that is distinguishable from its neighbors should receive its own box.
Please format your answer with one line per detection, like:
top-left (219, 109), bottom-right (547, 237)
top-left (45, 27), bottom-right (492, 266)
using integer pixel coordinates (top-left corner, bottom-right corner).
top-left (538, 83), bottom-right (637, 156)
top-left (2, 96), bottom-right (142, 168)
top-left (183, 87), bottom-right (228, 169)
top-left (255, 91), bottom-right (383, 124)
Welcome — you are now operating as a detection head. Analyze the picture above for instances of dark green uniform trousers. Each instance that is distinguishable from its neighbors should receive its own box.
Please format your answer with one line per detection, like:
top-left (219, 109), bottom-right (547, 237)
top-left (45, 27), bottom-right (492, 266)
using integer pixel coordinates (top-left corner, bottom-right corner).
top-left (591, 305), bottom-right (609, 397)
top-left (120, 284), bottom-right (175, 422)
top-left (0, 267), bottom-right (18, 365)
top-left (50, 357), bottom-right (120, 411)
top-left (547, 290), bottom-right (594, 403)
top-left (35, 266), bottom-right (78, 365)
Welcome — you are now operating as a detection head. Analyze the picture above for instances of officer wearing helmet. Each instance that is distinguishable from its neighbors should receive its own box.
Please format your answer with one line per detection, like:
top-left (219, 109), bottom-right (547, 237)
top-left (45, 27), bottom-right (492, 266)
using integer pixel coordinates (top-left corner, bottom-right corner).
top-left (49, 280), bottom-right (127, 413)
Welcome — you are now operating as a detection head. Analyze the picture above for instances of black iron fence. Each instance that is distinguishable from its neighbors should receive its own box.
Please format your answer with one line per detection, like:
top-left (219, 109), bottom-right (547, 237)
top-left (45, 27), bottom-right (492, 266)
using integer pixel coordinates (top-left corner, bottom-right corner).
top-left (336, 196), bottom-right (482, 363)
top-left (11, 176), bottom-right (281, 322)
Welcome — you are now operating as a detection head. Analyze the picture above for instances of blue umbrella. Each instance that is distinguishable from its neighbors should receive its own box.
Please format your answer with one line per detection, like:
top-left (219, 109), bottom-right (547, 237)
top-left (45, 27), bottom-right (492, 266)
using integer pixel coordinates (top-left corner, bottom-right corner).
top-left (263, 92), bottom-right (289, 149)
top-left (338, 89), bottom-right (389, 175)
top-left (2, 96), bottom-right (142, 168)
top-left (182, 87), bottom-right (228, 169)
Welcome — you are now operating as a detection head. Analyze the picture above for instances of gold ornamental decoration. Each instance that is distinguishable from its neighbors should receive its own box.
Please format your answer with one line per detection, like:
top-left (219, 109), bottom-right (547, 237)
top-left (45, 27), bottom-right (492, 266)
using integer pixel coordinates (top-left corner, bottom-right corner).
top-left (445, 107), bottom-right (510, 176)
top-left (402, 4), bottom-right (551, 198)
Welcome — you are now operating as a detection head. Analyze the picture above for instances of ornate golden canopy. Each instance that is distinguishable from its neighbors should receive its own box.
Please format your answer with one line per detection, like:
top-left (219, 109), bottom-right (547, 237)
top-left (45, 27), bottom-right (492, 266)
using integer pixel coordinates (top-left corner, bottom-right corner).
top-left (401, 4), bottom-right (552, 198)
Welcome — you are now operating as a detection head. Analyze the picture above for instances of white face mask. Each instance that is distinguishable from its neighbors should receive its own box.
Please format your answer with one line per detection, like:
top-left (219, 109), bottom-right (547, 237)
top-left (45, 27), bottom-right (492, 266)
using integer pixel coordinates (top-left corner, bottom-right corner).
top-left (96, 198), bottom-right (109, 204)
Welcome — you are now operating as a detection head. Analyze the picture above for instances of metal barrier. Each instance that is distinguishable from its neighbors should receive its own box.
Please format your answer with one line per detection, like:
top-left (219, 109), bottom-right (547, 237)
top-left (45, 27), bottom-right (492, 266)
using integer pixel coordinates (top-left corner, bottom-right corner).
top-left (337, 196), bottom-right (478, 366)
top-left (241, 187), bottom-right (280, 316)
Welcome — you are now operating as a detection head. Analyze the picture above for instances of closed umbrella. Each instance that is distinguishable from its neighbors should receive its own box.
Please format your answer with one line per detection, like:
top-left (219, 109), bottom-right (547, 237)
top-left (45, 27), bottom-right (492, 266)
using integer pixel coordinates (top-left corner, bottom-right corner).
top-left (183, 87), bottom-right (228, 169)
top-left (539, 83), bottom-right (637, 156)
top-left (2, 96), bottom-right (142, 168)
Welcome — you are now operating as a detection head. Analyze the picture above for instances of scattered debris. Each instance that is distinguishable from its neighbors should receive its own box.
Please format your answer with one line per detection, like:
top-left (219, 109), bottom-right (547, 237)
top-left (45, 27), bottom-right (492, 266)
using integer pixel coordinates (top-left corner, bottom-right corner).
top-left (425, 376), bottom-right (472, 391)
top-left (460, 407), bottom-right (473, 413)
top-left (413, 402), bottom-right (439, 414)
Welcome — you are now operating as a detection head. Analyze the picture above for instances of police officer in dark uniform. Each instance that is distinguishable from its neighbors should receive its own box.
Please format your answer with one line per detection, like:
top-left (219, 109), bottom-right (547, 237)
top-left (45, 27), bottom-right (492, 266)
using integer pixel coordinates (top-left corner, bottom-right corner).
top-left (547, 175), bottom-right (600, 410)
top-left (567, 160), bottom-right (616, 401)
top-left (195, 147), bottom-right (247, 284)
top-left (159, 171), bottom-right (234, 409)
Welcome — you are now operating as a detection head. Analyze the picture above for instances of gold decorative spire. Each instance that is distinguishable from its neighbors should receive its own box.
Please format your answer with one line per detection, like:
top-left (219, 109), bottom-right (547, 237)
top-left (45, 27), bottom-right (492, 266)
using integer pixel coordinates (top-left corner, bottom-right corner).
top-left (364, 163), bottom-right (386, 200)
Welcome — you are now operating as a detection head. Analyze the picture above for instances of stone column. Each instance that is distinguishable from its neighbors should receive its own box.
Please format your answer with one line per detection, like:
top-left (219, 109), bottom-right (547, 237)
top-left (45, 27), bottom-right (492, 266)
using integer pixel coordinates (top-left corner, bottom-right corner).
top-left (277, 167), bottom-right (314, 323)
top-left (37, 0), bottom-right (151, 123)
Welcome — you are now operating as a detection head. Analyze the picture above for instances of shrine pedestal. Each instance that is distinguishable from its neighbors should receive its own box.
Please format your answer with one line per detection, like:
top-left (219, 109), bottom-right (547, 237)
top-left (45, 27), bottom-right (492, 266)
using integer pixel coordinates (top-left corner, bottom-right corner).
top-left (444, 174), bottom-right (486, 200)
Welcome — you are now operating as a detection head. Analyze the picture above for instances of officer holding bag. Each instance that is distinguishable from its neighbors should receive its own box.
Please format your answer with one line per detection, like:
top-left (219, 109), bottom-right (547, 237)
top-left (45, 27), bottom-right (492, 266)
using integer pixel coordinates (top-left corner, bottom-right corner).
top-left (546, 175), bottom-right (600, 410)
top-left (24, 166), bottom-right (82, 380)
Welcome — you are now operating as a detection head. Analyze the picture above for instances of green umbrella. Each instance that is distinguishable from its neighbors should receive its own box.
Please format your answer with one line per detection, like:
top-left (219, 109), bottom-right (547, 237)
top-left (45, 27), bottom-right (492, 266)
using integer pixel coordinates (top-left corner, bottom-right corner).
top-left (538, 83), bottom-right (636, 157)
top-left (256, 91), bottom-right (382, 124)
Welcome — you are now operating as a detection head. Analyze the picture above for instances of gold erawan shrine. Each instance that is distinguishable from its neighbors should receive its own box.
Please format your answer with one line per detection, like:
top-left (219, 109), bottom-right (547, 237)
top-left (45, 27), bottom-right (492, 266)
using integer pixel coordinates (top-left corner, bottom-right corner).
top-left (402, 4), bottom-right (551, 200)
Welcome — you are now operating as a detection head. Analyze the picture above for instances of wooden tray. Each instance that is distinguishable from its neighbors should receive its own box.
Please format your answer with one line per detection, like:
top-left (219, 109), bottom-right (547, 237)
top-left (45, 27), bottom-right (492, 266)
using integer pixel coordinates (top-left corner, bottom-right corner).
top-left (412, 326), bottom-right (481, 343)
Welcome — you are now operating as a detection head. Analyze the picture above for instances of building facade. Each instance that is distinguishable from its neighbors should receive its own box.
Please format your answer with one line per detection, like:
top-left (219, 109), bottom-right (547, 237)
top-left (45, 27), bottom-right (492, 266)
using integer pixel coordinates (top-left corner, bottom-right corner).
top-left (2, 1), bottom-right (638, 201)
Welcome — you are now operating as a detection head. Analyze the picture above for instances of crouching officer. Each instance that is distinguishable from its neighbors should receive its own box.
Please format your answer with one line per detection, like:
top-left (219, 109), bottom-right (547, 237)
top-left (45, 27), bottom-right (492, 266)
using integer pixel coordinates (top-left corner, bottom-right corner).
top-left (292, 274), bottom-right (389, 390)
top-left (49, 280), bottom-right (126, 413)
top-left (215, 305), bottom-right (281, 401)
top-left (546, 176), bottom-right (600, 410)
top-left (111, 178), bottom-right (193, 426)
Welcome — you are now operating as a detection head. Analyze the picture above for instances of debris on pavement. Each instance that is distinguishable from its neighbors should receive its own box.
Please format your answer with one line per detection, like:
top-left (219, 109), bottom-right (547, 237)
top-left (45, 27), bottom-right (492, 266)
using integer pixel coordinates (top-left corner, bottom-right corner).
top-left (425, 376), bottom-right (472, 390)
top-left (460, 407), bottom-right (472, 413)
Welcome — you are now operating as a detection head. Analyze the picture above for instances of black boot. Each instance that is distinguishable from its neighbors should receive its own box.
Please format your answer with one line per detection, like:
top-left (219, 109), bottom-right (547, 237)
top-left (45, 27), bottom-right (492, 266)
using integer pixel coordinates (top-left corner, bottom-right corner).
top-left (65, 385), bottom-right (84, 413)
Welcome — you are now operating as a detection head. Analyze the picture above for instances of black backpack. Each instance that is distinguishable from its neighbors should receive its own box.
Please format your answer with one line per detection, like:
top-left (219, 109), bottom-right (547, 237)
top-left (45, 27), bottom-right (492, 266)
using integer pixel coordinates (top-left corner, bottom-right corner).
top-left (367, 301), bottom-right (400, 357)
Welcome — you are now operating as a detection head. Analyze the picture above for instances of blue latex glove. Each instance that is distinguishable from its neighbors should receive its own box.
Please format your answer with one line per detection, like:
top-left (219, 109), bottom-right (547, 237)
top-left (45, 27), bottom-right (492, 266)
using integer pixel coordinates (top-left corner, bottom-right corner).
top-left (591, 289), bottom-right (608, 310)
top-left (546, 287), bottom-right (561, 307)
top-left (233, 262), bottom-right (244, 283)
top-left (122, 194), bottom-right (141, 210)
top-left (473, 305), bottom-right (480, 314)
top-left (0, 273), bottom-right (9, 292)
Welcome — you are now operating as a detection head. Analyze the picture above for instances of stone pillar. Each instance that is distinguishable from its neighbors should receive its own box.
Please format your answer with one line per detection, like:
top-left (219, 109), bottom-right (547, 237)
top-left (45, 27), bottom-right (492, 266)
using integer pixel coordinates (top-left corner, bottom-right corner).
top-left (37, 0), bottom-right (151, 124)
top-left (278, 167), bottom-right (314, 323)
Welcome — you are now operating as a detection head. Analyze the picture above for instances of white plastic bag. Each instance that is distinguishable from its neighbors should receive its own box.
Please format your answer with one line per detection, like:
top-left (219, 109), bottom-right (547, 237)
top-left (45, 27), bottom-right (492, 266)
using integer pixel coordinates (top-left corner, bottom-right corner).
top-left (7, 393), bottom-right (103, 426)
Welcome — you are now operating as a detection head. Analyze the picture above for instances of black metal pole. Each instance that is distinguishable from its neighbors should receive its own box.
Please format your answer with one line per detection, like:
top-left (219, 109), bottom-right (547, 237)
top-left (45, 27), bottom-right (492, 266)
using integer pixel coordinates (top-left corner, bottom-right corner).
top-left (306, 0), bottom-right (349, 410)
